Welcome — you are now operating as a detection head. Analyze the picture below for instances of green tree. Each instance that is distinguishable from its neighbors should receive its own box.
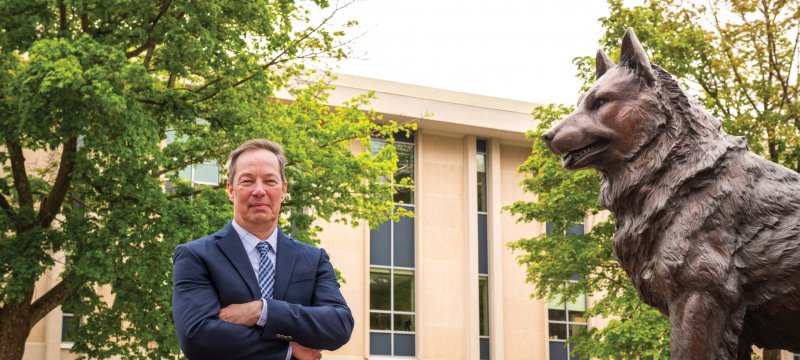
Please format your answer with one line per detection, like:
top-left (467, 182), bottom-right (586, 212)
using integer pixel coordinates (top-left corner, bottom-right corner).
top-left (511, 0), bottom-right (799, 358)
top-left (0, 1), bottom-right (412, 359)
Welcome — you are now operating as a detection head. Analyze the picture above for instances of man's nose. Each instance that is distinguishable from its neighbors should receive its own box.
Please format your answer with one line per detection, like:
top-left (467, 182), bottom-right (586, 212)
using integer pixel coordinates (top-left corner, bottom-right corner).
top-left (251, 182), bottom-right (267, 195)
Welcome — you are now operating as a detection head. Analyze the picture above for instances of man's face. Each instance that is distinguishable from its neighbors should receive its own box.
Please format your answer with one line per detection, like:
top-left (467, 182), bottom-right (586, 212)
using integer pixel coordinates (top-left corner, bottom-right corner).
top-left (227, 149), bottom-right (287, 235)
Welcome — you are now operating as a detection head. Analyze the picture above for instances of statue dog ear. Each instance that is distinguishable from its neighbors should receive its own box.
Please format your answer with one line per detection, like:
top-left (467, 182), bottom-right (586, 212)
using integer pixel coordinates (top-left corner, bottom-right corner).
top-left (620, 27), bottom-right (655, 85)
top-left (596, 49), bottom-right (616, 79)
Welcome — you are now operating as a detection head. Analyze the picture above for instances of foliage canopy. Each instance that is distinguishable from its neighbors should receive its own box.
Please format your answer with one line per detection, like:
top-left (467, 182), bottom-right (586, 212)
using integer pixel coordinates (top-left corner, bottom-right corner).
top-left (0, 0), bottom-right (411, 359)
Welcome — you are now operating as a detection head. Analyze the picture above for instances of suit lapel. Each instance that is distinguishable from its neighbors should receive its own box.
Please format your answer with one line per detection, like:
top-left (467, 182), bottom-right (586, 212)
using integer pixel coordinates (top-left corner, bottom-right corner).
top-left (216, 222), bottom-right (260, 299)
top-left (273, 229), bottom-right (298, 300)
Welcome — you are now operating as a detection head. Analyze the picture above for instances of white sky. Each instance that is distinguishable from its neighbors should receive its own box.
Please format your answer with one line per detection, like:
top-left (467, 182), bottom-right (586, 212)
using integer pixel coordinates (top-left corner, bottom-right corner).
top-left (322, 0), bottom-right (613, 105)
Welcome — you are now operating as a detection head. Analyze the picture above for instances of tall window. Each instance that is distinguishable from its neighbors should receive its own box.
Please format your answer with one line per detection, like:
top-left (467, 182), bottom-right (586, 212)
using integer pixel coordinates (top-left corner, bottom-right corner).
top-left (477, 139), bottom-right (490, 360)
top-left (61, 313), bottom-right (79, 344)
top-left (547, 292), bottom-right (587, 360)
top-left (369, 134), bottom-right (415, 356)
top-left (546, 223), bottom-right (587, 360)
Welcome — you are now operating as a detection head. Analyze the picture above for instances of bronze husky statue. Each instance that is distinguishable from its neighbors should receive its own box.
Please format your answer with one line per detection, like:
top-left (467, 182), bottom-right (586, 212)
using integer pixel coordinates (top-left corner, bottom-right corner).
top-left (542, 28), bottom-right (800, 358)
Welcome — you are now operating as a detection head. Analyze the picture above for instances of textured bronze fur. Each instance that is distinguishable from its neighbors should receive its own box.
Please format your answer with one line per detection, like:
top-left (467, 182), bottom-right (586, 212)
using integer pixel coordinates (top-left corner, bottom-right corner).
top-left (541, 28), bottom-right (800, 358)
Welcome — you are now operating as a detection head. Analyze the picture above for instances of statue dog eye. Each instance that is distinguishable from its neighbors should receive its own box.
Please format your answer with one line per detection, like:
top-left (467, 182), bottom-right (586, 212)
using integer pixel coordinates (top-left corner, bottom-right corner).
top-left (592, 98), bottom-right (608, 110)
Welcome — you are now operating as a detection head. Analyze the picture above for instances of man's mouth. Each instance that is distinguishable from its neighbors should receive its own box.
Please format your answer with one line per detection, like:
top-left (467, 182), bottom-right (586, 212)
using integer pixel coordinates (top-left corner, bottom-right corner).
top-left (562, 139), bottom-right (610, 168)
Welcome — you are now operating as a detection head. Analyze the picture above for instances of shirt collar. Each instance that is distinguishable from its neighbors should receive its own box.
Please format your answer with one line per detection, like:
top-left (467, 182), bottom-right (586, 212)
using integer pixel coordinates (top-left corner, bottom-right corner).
top-left (231, 220), bottom-right (279, 254)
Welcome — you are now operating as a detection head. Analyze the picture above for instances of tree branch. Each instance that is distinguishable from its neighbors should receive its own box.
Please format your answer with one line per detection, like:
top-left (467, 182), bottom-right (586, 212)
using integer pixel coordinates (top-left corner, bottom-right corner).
top-left (28, 273), bottom-right (82, 327)
top-left (125, 0), bottom-right (172, 59)
top-left (0, 193), bottom-right (13, 219)
top-left (58, 0), bottom-right (67, 32)
top-left (36, 137), bottom-right (77, 228)
top-left (6, 138), bottom-right (33, 211)
top-left (80, 1), bottom-right (89, 33)
top-left (712, 8), bottom-right (760, 114)
top-left (191, 0), bottom-right (354, 103)
top-left (126, 37), bottom-right (154, 59)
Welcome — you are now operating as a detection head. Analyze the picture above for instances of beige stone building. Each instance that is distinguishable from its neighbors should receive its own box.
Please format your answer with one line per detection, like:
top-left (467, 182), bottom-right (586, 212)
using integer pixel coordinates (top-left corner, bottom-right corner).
top-left (20, 75), bottom-right (799, 360)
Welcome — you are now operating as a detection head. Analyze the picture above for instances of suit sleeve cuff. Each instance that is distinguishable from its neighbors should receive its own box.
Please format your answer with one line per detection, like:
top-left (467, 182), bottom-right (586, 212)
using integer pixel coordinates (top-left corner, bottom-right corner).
top-left (256, 298), bottom-right (269, 327)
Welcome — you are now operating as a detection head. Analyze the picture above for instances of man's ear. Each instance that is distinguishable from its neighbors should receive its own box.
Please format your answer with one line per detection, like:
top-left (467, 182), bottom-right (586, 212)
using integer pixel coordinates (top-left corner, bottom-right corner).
top-left (226, 182), bottom-right (234, 201)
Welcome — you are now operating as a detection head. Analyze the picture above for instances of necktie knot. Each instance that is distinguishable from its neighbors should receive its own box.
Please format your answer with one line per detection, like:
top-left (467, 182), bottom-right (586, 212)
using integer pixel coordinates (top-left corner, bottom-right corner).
top-left (256, 241), bottom-right (272, 256)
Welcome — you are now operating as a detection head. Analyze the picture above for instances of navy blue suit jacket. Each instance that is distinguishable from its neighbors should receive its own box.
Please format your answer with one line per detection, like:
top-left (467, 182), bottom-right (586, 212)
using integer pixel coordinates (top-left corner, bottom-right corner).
top-left (172, 222), bottom-right (354, 360)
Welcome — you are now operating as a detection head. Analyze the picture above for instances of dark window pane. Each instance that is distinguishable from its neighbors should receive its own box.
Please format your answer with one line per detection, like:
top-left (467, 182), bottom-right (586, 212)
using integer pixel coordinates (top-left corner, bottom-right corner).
top-left (394, 314), bottom-right (414, 331)
top-left (549, 341), bottom-right (568, 360)
top-left (549, 322), bottom-right (567, 340)
top-left (479, 277), bottom-right (489, 336)
top-left (548, 309), bottom-right (566, 321)
top-left (569, 324), bottom-right (587, 338)
top-left (61, 314), bottom-right (78, 343)
top-left (477, 150), bottom-right (487, 213)
top-left (395, 131), bottom-right (415, 144)
top-left (394, 142), bottom-right (414, 204)
top-left (477, 171), bottom-right (487, 212)
top-left (394, 334), bottom-right (415, 356)
top-left (370, 332), bottom-right (391, 356)
top-left (569, 344), bottom-right (580, 360)
top-left (478, 214), bottom-right (488, 274)
top-left (370, 312), bottom-right (391, 330)
top-left (370, 221), bottom-right (391, 266)
top-left (393, 213), bottom-right (414, 268)
top-left (567, 223), bottom-right (584, 235)
top-left (395, 184), bottom-right (414, 205)
top-left (370, 139), bottom-right (387, 154)
top-left (393, 269), bottom-right (414, 312)
top-left (477, 139), bottom-right (487, 154)
top-left (370, 268), bottom-right (391, 310)
top-left (547, 223), bottom-right (584, 236)
top-left (480, 337), bottom-right (490, 360)
top-left (569, 310), bottom-right (586, 323)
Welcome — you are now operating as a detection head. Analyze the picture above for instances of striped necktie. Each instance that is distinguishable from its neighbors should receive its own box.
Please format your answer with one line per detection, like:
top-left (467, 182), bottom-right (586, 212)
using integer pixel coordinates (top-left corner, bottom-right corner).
top-left (256, 241), bottom-right (275, 299)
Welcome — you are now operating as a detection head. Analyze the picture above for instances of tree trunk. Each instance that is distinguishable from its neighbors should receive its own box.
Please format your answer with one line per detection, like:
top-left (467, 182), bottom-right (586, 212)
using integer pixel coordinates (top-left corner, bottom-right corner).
top-left (763, 348), bottom-right (782, 360)
top-left (0, 297), bottom-right (33, 360)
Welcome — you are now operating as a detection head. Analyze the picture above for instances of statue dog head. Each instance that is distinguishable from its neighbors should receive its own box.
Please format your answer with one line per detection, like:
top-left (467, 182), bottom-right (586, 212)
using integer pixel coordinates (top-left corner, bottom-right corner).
top-left (541, 28), bottom-right (671, 173)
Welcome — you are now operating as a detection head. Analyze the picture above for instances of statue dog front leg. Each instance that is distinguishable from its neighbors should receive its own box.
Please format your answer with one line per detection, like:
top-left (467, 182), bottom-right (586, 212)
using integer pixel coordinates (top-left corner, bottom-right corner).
top-left (668, 291), bottom-right (745, 359)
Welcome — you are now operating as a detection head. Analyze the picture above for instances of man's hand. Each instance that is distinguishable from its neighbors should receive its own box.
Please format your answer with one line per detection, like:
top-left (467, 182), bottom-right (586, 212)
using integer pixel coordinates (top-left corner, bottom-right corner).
top-left (219, 300), bottom-right (262, 326)
top-left (290, 342), bottom-right (322, 360)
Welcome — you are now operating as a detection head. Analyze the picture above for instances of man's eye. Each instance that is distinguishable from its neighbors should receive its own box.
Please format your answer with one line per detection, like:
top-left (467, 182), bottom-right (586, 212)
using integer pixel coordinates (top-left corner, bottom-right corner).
top-left (593, 98), bottom-right (608, 109)
top-left (239, 180), bottom-right (253, 186)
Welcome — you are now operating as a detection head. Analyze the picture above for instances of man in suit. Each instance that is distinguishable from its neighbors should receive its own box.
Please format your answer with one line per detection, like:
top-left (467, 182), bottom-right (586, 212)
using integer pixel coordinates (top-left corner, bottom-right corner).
top-left (172, 139), bottom-right (354, 360)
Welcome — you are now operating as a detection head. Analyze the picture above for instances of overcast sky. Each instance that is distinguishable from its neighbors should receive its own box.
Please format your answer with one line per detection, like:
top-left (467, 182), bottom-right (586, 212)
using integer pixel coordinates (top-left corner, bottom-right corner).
top-left (321, 0), bottom-right (614, 105)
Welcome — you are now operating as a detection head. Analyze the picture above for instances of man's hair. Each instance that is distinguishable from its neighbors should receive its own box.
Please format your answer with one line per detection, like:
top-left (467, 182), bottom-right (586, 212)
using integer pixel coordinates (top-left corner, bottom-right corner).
top-left (226, 139), bottom-right (288, 184)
